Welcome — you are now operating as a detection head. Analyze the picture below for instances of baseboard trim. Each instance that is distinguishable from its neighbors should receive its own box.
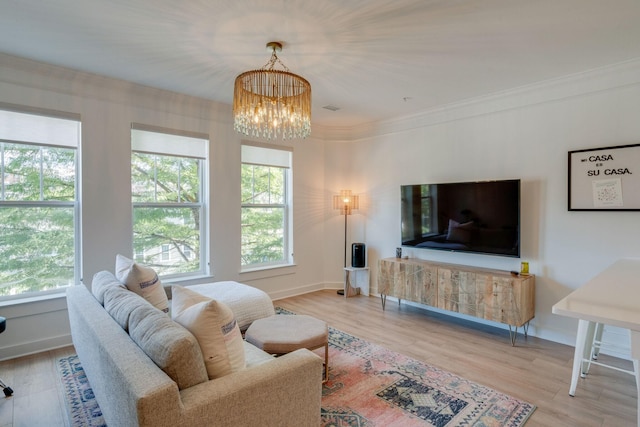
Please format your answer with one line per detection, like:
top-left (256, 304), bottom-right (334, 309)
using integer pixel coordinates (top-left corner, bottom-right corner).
top-left (0, 334), bottom-right (72, 362)
top-left (270, 282), bottom-right (344, 301)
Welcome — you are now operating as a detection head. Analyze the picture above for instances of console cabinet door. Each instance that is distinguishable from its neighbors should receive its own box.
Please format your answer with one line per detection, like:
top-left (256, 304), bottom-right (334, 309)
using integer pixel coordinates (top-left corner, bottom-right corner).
top-left (438, 268), bottom-right (478, 316)
top-left (474, 273), bottom-right (492, 320)
top-left (481, 275), bottom-right (534, 327)
top-left (378, 259), bottom-right (396, 297)
top-left (509, 276), bottom-right (535, 326)
top-left (410, 263), bottom-right (437, 306)
top-left (482, 276), bottom-right (516, 324)
top-left (379, 259), bottom-right (437, 306)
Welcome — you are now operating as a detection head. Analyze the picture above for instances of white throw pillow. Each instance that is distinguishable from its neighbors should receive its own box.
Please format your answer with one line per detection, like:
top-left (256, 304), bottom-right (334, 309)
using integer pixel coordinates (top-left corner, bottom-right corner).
top-left (171, 285), bottom-right (246, 379)
top-left (114, 254), bottom-right (169, 314)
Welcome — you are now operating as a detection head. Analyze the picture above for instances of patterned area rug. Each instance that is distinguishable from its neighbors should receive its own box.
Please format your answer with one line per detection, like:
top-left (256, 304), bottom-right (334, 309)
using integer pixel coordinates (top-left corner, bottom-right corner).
top-left (58, 313), bottom-right (535, 427)
top-left (320, 327), bottom-right (534, 427)
top-left (58, 355), bottom-right (106, 427)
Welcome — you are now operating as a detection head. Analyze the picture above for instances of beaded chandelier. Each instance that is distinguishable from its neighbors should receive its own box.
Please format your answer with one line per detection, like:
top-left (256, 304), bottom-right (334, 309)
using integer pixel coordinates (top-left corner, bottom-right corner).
top-left (233, 42), bottom-right (311, 140)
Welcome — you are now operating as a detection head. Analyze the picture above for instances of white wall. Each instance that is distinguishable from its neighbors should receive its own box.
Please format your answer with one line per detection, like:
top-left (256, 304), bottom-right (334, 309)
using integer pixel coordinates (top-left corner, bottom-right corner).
top-left (1, 53), bottom-right (639, 360)
top-left (324, 59), bottom-right (640, 356)
top-left (0, 54), bottom-right (328, 359)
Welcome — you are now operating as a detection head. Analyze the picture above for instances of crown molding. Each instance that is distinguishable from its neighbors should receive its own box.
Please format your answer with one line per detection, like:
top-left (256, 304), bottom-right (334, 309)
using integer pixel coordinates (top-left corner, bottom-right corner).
top-left (322, 57), bottom-right (640, 142)
top-left (3, 52), bottom-right (640, 143)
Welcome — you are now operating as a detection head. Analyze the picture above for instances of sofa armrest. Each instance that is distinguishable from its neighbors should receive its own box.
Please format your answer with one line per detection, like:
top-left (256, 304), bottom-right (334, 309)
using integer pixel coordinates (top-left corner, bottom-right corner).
top-left (173, 349), bottom-right (322, 427)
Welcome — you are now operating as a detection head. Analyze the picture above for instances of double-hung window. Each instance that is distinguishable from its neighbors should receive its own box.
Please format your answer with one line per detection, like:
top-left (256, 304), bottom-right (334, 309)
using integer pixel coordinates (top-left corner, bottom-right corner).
top-left (0, 107), bottom-right (80, 299)
top-left (131, 125), bottom-right (208, 278)
top-left (241, 143), bottom-right (293, 270)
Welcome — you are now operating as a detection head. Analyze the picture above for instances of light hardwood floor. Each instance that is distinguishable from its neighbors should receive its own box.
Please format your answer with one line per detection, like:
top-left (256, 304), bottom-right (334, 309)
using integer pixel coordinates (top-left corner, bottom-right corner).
top-left (0, 290), bottom-right (636, 426)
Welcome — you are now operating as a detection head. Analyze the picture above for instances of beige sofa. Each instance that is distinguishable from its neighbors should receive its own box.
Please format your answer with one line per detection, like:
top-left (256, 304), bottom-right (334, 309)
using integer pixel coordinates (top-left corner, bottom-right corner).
top-left (66, 271), bottom-right (322, 427)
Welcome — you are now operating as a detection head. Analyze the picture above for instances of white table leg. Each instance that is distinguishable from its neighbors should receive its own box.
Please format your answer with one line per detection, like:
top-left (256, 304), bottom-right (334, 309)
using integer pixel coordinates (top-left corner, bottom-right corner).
top-left (633, 358), bottom-right (640, 427)
top-left (582, 322), bottom-right (597, 377)
top-left (592, 323), bottom-right (604, 360)
top-left (630, 330), bottom-right (640, 427)
top-left (570, 319), bottom-right (594, 396)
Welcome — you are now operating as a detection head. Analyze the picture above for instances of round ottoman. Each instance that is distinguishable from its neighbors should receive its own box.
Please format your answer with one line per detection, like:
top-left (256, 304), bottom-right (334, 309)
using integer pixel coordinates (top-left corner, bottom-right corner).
top-left (245, 314), bottom-right (329, 382)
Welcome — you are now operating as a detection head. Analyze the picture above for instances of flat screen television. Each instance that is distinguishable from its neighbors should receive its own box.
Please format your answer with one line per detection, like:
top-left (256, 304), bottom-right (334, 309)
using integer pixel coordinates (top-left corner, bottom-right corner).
top-left (401, 179), bottom-right (520, 257)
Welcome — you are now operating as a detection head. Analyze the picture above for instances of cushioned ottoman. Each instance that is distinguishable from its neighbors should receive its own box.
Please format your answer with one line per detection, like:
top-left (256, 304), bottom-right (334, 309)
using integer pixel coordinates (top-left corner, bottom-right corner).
top-left (245, 314), bottom-right (329, 382)
top-left (188, 281), bottom-right (275, 332)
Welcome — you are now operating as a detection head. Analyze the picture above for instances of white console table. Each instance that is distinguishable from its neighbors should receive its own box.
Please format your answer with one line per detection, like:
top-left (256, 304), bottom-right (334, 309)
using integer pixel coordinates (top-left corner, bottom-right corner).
top-left (552, 258), bottom-right (640, 427)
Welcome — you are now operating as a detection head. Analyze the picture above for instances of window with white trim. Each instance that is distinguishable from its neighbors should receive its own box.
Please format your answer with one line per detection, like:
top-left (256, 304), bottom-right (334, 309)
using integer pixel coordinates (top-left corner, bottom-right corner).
top-left (131, 125), bottom-right (208, 278)
top-left (241, 143), bottom-right (293, 269)
top-left (0, 108), bottom-right (80, 299)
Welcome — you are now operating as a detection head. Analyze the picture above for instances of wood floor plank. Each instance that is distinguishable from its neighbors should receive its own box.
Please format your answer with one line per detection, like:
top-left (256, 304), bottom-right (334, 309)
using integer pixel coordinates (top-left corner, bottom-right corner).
top-left (13, 388), bottom-right (67, 427)
top-left (0, 396), bottom-right (13, 427)
top-left (276, 290), bottom-right (637, 427)
top-left (0, 289), bottom-right (635, 426)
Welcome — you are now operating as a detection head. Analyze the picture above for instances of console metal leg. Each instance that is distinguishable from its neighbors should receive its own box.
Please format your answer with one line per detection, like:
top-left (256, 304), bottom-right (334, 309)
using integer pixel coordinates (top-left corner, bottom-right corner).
top-left (380, 294), bottom-right (402, 311)
top-left (508, 325), bottom-right (518, 346)
top-left (508, 321), bottom-right (531, 346)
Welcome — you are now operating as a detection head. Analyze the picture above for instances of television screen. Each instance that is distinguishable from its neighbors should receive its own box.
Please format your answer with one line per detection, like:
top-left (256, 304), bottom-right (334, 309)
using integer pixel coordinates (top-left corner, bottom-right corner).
top-left (401, 179), bottom-right (520, 257)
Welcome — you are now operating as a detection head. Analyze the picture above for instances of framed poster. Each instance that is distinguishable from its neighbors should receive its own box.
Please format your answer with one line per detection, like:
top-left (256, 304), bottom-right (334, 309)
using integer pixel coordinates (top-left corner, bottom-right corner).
top-left (568, 143), bottom-right (640, 211)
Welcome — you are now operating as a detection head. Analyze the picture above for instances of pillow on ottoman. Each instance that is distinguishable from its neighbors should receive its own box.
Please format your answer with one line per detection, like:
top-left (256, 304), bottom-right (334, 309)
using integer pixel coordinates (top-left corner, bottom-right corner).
top-left (172, 285), bottom-right (245, 379)
top-left (115, 254), bottom-right (169, 314)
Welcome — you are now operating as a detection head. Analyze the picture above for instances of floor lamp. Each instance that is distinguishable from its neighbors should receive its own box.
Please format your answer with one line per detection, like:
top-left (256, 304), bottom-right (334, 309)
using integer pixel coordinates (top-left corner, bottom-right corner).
top-left (333, 190), bottom-right (359, 294)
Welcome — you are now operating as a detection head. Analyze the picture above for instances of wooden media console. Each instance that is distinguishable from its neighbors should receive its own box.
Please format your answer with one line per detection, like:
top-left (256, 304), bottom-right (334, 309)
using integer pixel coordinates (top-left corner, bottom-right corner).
top-left (378, 257), bottom-right (535, 345)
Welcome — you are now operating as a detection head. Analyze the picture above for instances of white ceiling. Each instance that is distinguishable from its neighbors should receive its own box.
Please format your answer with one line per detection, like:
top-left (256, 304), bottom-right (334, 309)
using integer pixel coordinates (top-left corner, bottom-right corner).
top-left (2, 0), bottom-right (640, 128)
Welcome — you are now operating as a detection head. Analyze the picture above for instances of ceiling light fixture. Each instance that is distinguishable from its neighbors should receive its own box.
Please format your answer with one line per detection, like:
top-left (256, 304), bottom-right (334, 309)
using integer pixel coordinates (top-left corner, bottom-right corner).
top-left (233, 42), bottom-right (312, 140)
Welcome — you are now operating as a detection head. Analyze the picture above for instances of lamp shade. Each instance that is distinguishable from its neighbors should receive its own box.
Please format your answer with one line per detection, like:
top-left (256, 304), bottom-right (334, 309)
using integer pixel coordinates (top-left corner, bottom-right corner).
top-left (333, 190), bottom-right (359, 215)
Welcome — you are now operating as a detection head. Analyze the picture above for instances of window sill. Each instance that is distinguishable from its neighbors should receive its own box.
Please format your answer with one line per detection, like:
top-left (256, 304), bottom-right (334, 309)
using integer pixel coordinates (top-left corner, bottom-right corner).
top-left (240, 263), bottom-right (297, 281)
top-left (0, 290), bottom-right (67, 307)
top-left (0, 289), bottom-right (69, 318)
top-left (162, 274), bottom-right (217, 287)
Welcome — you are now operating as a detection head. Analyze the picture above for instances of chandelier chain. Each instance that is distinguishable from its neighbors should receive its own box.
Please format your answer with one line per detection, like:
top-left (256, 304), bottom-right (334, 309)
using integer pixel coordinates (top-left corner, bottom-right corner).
top-left (262, 49), bottom-right (290, 73)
